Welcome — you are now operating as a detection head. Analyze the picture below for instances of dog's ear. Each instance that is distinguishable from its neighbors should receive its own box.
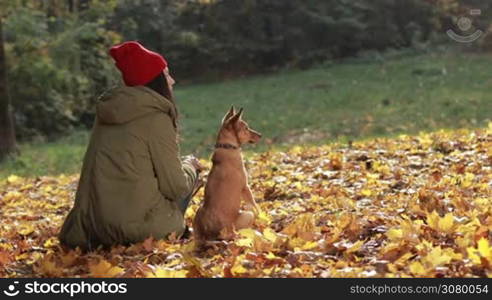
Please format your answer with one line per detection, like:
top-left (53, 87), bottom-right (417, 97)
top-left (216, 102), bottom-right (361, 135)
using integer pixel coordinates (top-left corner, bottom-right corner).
top-left (222, 105), bottom-right (235, 124)
top-left (228, 107), bottom-right (243, 124)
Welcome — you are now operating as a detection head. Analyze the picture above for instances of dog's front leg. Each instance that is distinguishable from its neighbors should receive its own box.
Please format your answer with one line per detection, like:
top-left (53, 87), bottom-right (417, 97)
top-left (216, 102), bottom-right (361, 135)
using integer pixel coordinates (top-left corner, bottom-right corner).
top-left (242, 186), bottom-right (260, 216)
top-left (235, 210), bottom-right (255, 229)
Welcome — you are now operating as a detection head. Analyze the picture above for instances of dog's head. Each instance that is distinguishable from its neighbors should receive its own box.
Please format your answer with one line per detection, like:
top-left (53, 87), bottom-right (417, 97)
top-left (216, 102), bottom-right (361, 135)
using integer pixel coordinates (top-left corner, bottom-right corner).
top-left (221, 106), bottom-right (262, 145)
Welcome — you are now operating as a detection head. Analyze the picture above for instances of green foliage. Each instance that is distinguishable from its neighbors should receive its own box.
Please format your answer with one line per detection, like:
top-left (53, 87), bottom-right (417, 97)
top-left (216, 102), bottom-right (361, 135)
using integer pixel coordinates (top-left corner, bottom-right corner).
top-left (4, 3), bottom-right (121, 139)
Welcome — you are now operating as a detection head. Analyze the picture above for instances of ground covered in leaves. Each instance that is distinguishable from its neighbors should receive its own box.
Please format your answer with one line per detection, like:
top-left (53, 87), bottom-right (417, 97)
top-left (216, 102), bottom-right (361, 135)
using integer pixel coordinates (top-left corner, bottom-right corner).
top-left (1, 126), bottom-right (491, 278)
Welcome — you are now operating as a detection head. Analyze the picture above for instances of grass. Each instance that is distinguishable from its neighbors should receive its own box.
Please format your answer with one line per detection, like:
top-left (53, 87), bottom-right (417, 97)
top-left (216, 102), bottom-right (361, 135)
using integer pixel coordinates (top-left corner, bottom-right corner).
top-left (0, 131), bottom-right (89, 178)
top-left (1, 49), bottom-right (491, 178)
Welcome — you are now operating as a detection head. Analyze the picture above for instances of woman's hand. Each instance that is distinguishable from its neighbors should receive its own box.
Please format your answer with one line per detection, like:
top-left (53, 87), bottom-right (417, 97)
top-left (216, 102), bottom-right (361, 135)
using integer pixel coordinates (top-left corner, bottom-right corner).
top-left (183, 155), bottom-right (205, 173)
top-left (190, 158), bottom-right (205, 173)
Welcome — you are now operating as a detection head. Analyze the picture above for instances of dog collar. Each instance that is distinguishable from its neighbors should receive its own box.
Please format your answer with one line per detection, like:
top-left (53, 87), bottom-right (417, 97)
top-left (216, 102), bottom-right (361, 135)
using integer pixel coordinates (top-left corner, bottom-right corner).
top-left (215, 143), bottom-right (240, 150)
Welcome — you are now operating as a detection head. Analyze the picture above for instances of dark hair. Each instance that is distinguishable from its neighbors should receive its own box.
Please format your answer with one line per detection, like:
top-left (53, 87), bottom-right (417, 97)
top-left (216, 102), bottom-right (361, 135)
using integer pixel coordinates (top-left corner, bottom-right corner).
top-left (146, 72), bottom-right (172, 100)
top-left (145, 71), bottom-right (179, 128)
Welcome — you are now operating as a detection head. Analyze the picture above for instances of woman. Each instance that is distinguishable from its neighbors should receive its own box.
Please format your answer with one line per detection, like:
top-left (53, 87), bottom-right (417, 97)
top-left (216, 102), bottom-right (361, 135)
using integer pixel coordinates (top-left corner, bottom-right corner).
top-left (59, 41), bottom-right (202, 251)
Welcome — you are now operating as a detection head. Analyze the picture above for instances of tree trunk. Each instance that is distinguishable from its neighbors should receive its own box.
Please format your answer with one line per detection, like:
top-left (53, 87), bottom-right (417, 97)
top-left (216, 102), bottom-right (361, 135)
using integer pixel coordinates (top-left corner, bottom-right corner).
top-left (0, 18), bottom-right (18, 162)
top-left (79, 0), bottom-right (90, 11)
top-left (67, 0), bottom-right (75, 13)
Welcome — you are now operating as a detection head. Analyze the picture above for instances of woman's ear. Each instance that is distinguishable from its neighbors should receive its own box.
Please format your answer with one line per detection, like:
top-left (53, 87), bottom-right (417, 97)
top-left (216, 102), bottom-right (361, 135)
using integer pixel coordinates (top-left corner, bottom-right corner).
top-left (222, 105), bottom-right (236, 124)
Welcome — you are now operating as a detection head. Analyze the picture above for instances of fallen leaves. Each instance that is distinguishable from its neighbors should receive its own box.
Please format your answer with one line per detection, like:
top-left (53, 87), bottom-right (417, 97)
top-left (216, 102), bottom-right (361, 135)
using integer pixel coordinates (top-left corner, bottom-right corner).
top-left (146, 267), bottom-right (188, 278)
top-left (467, 238), bottom-right (492, 266)
top-left (426, 211), bottom-right (456, 234)
top-left (0, 125), bottom-right (491, 278)
top-left (89, 259), bottom-right (124, 278)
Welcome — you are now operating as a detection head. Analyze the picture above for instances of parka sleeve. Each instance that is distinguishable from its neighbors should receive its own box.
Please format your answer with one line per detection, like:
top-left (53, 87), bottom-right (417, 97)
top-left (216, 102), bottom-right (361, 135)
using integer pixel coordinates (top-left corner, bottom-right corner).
top-left (148, 113), bottom-right (197, 201)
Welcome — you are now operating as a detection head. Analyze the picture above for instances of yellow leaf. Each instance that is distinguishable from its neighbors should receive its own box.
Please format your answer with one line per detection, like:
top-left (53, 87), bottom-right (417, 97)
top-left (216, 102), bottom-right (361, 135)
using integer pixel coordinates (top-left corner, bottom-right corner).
top-left (442, 247), bottom-right (463, 261)
top-left (257, 210), bottom-right (272, 225)
top-left (231, 264), bottom-right (248, 275)
top-left (15, 253), bottom-right (30, 261)
top-left (426, 211), bottom-right (455, 234)
top-left (467, 247), bottom-right (482, 265)
top-left (236, 238), bottom-right (253, 247)
top-left (89, 259), bottom-right (124, 278)
top-left (409, 261), bottom-right (426, 276)
top-left (290, 146), bottom-right (303, 155)
top-left (231, 255), bottom-right (248, 276)
top-left (346, 240), bottom-right (364, 254)
top-left (236, 228), bottom-right (274, 252)
top-left (387, 263), bottom-right (398, 274)
top-left (26, 252), bottom-right (43, 265)
top-left (386, 228), bottom-right (403, 241)
top-left (262, 266), bottom-right (275, 275)
top-left (0, 243), bottom-right (14, 251)
top-left (418, 134), bottom-right (433, 148)
top-left (237, 228), bottom-right (257, 239)
top-left (423, 246), bottom-right (459, 267)
top-left (372, 161), bottom-right (390, 174)
top-left (288, 237), bottom-right (308, 250)
top-left (301, 240), bottom-right (319, 250)
top-left (461, 173), bottom-right (475, 188)
top-left (456, 237), bottom-right (470, 250)
top-left (360, 189), bottom-right (372, 197)
top-left (43, 237), bottom-right (59, 248)
top-left (477, 238), bottom-right (491, 258)
top-left (19, 184), bottom-right (33, 191)
top-left (236, 228), bottom-right (257, 247)
top-left (438, 213), bottom-right (454, 233)
top-left (3, 191), bottom-right (22, 202)
top-left (7, 175), bottom-right (21, 184)
top-left (18, 225), bottom-right (35, 236)
top-left (426, 211), bottom-right (440, 231)
top-left (263, 228), bottom-right (279, 243)
top-left (147, 267), bottom-right (188, 278)
top-left (42, 186), bottom-right (53, 193)
top-left (474, 198), bottom-right (489, 206)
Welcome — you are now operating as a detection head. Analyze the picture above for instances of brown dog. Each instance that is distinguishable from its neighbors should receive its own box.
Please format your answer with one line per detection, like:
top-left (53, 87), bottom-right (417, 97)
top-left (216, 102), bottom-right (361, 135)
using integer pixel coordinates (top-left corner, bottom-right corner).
top-left (193, 106), bottom-right (261, 245)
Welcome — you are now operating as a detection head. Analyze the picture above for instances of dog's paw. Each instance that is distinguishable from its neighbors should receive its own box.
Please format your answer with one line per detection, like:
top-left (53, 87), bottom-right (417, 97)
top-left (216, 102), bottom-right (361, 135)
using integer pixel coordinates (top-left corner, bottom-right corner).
top-left (243, 203), bottom-right (261, 216)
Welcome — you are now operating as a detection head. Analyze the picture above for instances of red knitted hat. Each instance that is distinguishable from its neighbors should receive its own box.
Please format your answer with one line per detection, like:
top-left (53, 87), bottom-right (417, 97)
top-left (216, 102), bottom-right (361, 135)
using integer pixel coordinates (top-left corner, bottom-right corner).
top-left (109, 41), bottom-right (168, 86)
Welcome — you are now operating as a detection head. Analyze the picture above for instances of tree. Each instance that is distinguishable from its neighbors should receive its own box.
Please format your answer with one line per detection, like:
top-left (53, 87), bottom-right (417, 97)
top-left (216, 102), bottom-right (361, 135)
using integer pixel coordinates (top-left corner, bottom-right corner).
top-left (0, 17), bottom-right (17, 161)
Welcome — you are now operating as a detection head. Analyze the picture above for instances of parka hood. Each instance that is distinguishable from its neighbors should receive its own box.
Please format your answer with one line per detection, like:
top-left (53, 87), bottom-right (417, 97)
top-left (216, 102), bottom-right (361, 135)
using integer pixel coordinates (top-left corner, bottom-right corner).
top-left (96, 86), bottom-right (175, 125)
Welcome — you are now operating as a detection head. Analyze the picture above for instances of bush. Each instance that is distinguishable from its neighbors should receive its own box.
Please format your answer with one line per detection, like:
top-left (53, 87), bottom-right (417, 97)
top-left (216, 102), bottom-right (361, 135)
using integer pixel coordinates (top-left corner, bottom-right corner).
top-left (5, 5), bottom-right (121, 140)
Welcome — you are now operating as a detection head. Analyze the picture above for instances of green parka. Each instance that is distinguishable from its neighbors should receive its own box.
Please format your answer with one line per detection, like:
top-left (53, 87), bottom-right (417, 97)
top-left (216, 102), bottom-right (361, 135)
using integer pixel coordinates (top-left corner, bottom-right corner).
top-left (59, 86), bottom-right (197, 250)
